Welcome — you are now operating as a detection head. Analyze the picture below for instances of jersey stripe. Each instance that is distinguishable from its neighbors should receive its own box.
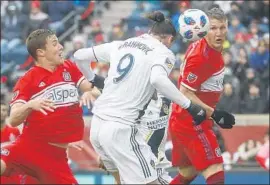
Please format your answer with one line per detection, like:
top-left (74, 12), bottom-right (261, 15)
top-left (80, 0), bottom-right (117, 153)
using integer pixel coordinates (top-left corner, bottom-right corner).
top-left (130, 127), bottom-right (151, 178)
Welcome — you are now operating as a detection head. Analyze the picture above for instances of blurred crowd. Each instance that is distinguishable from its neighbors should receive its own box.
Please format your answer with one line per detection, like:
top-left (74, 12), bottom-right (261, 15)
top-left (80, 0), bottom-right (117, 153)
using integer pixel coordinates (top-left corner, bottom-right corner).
top-left (1, 0), bottom-right (269, 115)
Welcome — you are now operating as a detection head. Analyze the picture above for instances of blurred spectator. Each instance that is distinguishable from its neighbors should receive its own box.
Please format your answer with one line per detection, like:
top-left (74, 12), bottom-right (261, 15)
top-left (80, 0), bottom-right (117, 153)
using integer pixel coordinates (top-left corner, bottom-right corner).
top-left (190, 1), bottom-right (214, 12)
top-left (249, 40), bottom-right (269, 73)
top-left (217, 83), bottom-right (240, 113)
top-left (232, 47), bottom-right (250, 82)
top-left (108, 23), bottom-right (128, 42)
top-left (42, 0), bottom-right (75, 35)
top-left (66, 34), bottom-right (86, 61)
top-left (229, 33), bottom-right (250, 62)
top-left (240, 68), bottom-right (260, 100)
top-left (25, 1), bottom-right (49, 36)
top-left (214, 1), bottom-right (232, 14)
top-left (1, 2), bottom-right (28, 52)
top-left (237, 139), bottom-right (261, 162)
top-left (87, 19), bottom-right (105, 45)
top-left (227, 2), bottom-right (246, 25)
top-left (240, 83), bottom-right (265, 113)
top-left (171, 1), bottom-right (190, 31)
top-left (223, 68), bottom-right (240, 96)
top-left (227, 16), bottom-right (247, 43)
top-left (246, 21), bottom-right (260, 53)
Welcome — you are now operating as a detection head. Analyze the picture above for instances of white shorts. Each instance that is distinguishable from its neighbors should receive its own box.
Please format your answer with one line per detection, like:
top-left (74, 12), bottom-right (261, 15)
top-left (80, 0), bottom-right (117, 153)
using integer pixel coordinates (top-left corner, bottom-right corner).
top-left (90, 115), bottom-right (158, 184)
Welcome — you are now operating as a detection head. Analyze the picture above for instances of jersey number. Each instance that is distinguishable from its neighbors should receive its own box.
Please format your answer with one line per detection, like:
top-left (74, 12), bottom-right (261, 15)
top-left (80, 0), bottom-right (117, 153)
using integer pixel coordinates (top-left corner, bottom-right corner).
top-left (113, 53), bottom-right (134, 83)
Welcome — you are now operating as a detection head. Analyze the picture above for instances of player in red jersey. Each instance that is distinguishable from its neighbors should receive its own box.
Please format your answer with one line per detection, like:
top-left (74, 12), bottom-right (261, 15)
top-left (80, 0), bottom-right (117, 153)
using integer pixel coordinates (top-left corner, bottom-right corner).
top-left (169, 8), bottom-right (235, 184)
top-left (1, 102), bottom-right (20, 144)
top-left (0, 29), bottom-right (94, 184)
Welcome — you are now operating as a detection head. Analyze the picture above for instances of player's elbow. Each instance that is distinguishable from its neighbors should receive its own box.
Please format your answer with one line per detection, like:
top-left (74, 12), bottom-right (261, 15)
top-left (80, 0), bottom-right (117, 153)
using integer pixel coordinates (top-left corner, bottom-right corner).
top-left (9, 116), bottom-right (20, 127)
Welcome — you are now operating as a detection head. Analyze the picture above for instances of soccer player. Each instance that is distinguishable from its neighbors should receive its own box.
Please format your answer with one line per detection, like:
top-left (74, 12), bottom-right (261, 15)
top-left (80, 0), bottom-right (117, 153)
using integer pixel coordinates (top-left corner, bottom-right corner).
top-left (1, 102), bottom-right (20, 145)
top-left (78, 73), bottom-right (173, 184)
top-left (0, 29), bottom-right (94, 184)
top-left (169, 8), bottom-right (235, 184)
top-left (74, 11), bottom-right (207, 184)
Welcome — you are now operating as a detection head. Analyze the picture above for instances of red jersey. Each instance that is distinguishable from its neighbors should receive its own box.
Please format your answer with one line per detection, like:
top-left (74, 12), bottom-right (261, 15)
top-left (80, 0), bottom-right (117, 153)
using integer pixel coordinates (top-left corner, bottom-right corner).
top-left (171, 38), bottom-right (224, 126)
top-left (1, 125), bottom-right (20, 143)
top-left (10, 60), bottom-right (85, 143)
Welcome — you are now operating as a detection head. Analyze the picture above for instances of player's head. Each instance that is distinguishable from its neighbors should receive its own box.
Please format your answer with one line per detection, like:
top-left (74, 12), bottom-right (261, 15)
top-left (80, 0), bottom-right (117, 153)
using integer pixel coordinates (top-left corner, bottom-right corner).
top-left (146, 11), bottom-right (177, 48)
top-left (0, 102), bottom-right (8, 125)
top-left (26, 29), bottom-right (64, 66)
top-left (205, 7), bottom-right (228, 51)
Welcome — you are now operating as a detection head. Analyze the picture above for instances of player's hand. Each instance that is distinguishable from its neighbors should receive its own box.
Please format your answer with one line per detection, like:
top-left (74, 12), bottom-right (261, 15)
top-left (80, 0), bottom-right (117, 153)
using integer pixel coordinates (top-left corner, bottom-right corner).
top-left (28, 99), bottom-right (55, 115)
top-left (80, 91), bottom-right (92, 109)
top-left (186, 102), bottom-right (207, 125)
top-left (211, 109), bottom-right (235, 129)
top-left (68, 140), bottom-right (85, 151)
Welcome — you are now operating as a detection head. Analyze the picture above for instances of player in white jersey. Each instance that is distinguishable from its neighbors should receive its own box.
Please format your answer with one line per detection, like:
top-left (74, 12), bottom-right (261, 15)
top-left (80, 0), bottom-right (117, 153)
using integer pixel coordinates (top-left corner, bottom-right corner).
top-left (139, 93), bottom-right (172, 184)
top-left (74, 11), bottom-right (207, 184)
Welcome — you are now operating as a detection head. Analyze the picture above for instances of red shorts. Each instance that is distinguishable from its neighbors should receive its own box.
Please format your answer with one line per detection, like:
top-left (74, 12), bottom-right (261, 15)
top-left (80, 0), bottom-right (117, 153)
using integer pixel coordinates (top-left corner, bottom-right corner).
top-left (1, 137), bottom-right (77, 184)
top-left (169, 118), bottom-right (223, 171)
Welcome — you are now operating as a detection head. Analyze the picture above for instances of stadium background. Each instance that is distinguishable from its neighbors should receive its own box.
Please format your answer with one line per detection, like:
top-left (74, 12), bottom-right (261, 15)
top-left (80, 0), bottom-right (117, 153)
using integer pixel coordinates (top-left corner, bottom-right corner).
top-left (0, 0), bottom-right (269, 184)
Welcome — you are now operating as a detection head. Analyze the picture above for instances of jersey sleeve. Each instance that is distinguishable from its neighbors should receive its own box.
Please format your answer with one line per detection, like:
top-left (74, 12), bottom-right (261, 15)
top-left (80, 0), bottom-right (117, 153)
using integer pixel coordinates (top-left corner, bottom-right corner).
top-left (10, 77), bottom-right (32, 107)
top-left (181, 54), bottom-right (211, 91)
top-left (151, 50), bottom-right (176, 76)
top-left (92, 41), bottom-right (123, 63)
top-left (65, 60), bottom-right (86, 88)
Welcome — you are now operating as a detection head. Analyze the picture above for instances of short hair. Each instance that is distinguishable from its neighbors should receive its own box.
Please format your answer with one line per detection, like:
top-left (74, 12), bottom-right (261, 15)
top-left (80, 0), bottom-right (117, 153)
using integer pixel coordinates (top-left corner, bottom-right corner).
top-left (206, 7), bottom-right (227, 21)
top-left (26, 29), bottom-right (55, 60)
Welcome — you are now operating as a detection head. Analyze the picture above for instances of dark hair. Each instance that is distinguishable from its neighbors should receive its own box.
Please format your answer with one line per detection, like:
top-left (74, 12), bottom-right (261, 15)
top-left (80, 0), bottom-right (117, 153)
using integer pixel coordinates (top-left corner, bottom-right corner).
top-left (146, 11), bottom-right (177, 38)
top-left (26, 29), bottom-right (55, 60)
top-left (206, 7), bottom-right (227, 21)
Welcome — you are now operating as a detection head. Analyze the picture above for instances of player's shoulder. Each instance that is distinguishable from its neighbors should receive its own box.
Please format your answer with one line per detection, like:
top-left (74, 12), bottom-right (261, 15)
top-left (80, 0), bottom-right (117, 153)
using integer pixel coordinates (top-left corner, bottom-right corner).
top-left (14, 67), bottom-right (37, 88)
top-left (185, 38), bottom-right (208, 61)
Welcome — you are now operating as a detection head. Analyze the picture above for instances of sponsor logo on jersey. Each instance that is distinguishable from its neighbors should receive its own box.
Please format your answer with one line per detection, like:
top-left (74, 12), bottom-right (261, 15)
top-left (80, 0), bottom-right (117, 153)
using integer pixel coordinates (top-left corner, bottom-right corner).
top-left (165, 58), bottom-right (173, 69)
top-left (187, 72), bottom-right (198, 83)
top-left (31, 83), bottom-right (79, 107)
top-left (1, 148), bottom-right (10, 156)
top-left (215, 147), bottom-right (222, 157)
top-left (63, 71), bottom-right (72, 81)
top-left (146, 116), bottom-right (168, 130)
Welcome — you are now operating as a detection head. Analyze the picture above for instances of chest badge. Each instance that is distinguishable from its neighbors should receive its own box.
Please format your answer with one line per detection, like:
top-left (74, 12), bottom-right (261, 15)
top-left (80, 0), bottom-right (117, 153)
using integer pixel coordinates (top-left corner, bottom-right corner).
top-left (63, 70), bottom-right (72, 81)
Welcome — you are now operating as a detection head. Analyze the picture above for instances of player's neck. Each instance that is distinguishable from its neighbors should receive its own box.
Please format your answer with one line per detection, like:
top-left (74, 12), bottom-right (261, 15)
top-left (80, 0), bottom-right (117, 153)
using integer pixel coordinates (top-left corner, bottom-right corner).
top-left (36, 59), bottom-right (57, 72)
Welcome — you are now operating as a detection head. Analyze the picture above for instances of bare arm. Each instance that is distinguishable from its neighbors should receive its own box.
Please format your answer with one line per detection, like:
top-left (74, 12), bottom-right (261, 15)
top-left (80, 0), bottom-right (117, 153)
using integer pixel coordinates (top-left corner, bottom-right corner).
top-left (78, 79), bottom-right (93, 93)
top-left (180, 85), bottom-right (214, 118)
top-left (9, 99), bottom-right (55, 127)
top-left (9, 102), bottom-right (33, 127)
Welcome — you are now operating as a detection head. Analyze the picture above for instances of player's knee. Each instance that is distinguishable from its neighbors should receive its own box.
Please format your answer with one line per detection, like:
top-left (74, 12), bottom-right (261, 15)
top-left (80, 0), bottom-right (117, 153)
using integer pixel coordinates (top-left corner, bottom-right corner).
top-left (1, 160), bottom-right (7, 175)
top-left (201, 163), bottom-right (223, 179)
top-left (178, 165), bottom-right (198, 179)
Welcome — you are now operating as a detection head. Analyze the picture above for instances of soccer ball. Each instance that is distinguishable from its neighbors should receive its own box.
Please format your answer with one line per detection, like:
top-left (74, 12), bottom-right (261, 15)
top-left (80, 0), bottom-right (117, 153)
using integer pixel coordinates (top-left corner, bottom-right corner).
top-left (178, 9), bottom-right (210, 41)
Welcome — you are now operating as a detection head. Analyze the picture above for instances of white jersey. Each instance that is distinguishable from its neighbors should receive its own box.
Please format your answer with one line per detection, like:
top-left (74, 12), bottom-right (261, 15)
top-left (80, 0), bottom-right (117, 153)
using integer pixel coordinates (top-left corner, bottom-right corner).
top-left (92, 34), bottom-right (176, 125)
top-left (139, 93), bottom-right (172, 169)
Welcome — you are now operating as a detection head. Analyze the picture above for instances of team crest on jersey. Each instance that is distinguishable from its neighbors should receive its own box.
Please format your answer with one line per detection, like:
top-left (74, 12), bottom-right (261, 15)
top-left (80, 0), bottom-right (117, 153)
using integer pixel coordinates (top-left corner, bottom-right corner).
top-left (63, 71), bottom-right (72, 81)
top-left (1, 148), bottom-right (10, 156)
top-left (187, 72), bottom-right (198, 83)
top-left (12, 90), bottom-right (19, 101)
top-left (150, 159), bottom-right (156, 169)
top-left (163, 104), bottom-right (169, 115)
top-left (165, 58), bottom-right (173, 69)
